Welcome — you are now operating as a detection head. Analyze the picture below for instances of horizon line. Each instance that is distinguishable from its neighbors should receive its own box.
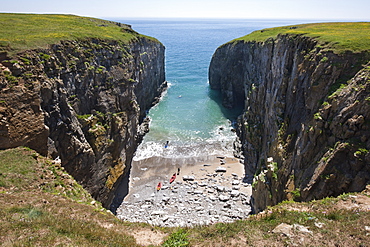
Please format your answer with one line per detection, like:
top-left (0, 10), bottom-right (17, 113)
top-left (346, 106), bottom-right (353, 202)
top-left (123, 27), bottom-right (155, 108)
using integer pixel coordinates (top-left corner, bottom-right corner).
top-left (1, 12), bottom-right (369, 23)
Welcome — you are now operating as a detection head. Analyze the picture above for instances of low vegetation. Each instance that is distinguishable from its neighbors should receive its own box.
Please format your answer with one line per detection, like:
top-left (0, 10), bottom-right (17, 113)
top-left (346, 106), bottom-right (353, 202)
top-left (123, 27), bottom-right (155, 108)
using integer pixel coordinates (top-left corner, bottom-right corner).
top-left (232, 22), bottom-right (370, 53)
top-left (1, 147), bottom-right (369, 246)
top-left (0, 147), bottom-right (155, 246)
top-left (0, 13), bottom-right (157, 56)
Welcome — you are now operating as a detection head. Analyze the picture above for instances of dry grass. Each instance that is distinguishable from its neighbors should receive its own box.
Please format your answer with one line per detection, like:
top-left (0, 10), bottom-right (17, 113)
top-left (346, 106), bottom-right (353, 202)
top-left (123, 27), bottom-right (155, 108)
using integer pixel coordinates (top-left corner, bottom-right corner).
top-left (1, 147), bottom-right (369, 246)
top-left (0, 147), bottom-right (166, 246)
top-left (186, 192), bottom-right (370, 246)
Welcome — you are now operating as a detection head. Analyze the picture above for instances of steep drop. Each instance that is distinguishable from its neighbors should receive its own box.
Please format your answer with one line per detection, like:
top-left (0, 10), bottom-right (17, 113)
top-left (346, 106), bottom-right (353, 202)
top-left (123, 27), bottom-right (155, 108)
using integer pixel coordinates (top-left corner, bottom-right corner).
top-left (209, 23), bottom-right (370, 212)
top-left (0, 15), bottom-right (166, 208)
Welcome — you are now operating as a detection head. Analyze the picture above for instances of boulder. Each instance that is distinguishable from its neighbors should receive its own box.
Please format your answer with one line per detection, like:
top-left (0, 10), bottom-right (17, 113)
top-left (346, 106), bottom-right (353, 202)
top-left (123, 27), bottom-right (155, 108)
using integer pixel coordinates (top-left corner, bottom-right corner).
top-left (182, 175), bottom-right (195, 181)
top-left (219, 195), bottom-right (230, 201)
top-left (230, 190), bottom-right (240, 197)
top-left (215, 167), bottom-right (227, 172)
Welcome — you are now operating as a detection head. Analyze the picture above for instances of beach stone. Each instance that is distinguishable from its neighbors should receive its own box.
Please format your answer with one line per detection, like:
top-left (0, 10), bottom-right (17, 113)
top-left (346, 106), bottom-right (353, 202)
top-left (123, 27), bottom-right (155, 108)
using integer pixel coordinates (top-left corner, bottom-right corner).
top-left (209, 196), bottom-right (217, 201)
top-left (151, 210), bottom-right (166, 216)
top-left (162, 196), bottom-right (170, 202)
top-left (219, 195), bottom-right (230, 201)
top-left (232, 180), bottom-right (240, 185)
top-left (194, 190), bottom-right (203, 194)
top-left (231, 190), bottom-right (240, 197)
top-left (216, 185), bottom-right (226, 192)
top-left (232, 185), bottom-right (240, 190)
top-left (209, 209), bottom-right (218, 215)
top-left (182, 175), bottom-right (195, 181)
top-left (215, 167), bottom-right (227, 172)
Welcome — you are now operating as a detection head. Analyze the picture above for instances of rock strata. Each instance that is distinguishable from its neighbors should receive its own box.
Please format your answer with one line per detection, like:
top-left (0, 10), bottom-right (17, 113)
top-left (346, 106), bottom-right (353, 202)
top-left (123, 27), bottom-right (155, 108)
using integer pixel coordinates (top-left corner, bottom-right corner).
top-left (0, 24), bottom-right (166, 208)
top-left (209, 31), bottom-right (370, 213)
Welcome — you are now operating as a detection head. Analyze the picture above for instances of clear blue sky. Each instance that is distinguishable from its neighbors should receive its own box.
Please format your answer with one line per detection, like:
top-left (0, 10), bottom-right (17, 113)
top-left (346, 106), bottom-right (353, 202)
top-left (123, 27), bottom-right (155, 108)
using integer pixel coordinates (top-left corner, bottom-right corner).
top-left (1, 0), bottom-right (370, 20)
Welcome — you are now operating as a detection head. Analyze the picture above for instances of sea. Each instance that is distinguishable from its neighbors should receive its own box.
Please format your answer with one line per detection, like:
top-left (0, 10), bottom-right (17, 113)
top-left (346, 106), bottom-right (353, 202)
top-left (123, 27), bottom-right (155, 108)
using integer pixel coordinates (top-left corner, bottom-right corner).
top-left (112, 18), bottom-right (321, 163)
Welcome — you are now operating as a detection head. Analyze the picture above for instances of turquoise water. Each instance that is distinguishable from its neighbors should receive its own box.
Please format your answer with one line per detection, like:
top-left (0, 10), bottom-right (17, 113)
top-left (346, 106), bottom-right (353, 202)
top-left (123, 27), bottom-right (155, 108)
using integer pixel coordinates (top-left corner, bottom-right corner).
top-left (115, 19), bottom-right (310, 160)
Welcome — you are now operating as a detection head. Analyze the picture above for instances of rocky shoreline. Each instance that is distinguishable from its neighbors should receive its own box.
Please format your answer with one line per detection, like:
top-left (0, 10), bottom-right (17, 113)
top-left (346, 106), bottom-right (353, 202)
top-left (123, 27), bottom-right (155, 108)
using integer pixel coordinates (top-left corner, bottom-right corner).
top-left (116, 156), bottom-right (252, 227)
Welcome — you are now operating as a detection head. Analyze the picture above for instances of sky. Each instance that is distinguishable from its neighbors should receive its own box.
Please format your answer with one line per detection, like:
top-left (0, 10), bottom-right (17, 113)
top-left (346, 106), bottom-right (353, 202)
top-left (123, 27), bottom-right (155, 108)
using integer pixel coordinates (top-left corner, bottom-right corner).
top-left (1, 0), bottom-right (370, 21)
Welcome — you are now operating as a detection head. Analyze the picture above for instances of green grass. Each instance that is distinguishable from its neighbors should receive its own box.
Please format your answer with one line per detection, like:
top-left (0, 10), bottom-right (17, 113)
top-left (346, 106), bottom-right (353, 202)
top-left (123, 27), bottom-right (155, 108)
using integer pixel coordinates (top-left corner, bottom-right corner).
top-left (187, 196), bottom-right (370, 246)
top-left (0, 147), bottom-right (39, 189)
top-left (162, 229), bottom-right (190, 247)
top-left (1, 147), bottom-right (369, 246)
top-left (231, 22), bottom-right (370, 53)
top-left (0, 13), bottom-right (156, 55)
top-left (0, 147), bottom-right (154, 246)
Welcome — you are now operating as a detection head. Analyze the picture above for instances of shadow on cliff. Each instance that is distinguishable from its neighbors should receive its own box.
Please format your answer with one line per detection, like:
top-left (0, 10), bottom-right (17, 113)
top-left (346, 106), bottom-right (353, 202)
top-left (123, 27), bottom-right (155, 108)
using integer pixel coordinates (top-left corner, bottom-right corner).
top-left (208, 88), bottom-right (243, 124)
top-left (109, 169), bottom-right (131, 214)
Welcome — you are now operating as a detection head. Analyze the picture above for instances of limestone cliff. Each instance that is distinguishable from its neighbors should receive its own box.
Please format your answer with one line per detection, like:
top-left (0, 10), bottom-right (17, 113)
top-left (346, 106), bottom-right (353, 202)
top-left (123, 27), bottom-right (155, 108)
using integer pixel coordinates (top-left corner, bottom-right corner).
top-left (0, 26), bottom-right (165, 208)
top-left (209, 23), bottom-right (370, 213)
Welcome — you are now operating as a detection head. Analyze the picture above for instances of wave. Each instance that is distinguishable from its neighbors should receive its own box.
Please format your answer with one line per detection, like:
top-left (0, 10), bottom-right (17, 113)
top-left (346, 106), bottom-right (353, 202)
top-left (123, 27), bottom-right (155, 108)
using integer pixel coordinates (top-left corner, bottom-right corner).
top-left (133, 122), bottom-right (236, 161)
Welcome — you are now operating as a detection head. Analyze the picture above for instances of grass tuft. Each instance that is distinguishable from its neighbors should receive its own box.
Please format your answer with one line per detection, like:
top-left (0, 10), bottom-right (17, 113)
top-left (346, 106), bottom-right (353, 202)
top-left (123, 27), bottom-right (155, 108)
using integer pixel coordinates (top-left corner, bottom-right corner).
top-left (162, 228), bottom-right (190, 247)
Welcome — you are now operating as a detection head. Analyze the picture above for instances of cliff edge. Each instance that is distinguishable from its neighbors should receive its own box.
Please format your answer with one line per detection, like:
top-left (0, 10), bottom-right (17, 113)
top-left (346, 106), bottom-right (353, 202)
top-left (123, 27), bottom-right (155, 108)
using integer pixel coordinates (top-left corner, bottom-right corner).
top-left (209, 22), bottom-right (370, 213)
top-left (0, 14), bottom-right (166, 208)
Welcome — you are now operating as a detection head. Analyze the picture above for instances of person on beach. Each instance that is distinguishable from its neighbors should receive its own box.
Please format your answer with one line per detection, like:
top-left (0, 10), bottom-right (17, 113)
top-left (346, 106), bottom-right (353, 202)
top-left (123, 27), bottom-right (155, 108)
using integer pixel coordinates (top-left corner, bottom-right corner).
top-left (177, 167), bottom-right (180, 175)
top-left (164, 141), bottom-right (169, 148)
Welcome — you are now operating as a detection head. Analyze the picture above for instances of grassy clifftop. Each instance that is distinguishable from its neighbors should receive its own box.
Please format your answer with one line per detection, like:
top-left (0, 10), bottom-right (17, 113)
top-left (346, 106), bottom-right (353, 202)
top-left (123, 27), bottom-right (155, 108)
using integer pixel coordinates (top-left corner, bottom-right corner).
top-left (1, 147), bottom-right (369, 246)
top-left (232, 22), bottom-right (370, 53)
top-left (0, 13), bottom-right (155, 55)
top-left (0, 147), bottom-right (165, 246)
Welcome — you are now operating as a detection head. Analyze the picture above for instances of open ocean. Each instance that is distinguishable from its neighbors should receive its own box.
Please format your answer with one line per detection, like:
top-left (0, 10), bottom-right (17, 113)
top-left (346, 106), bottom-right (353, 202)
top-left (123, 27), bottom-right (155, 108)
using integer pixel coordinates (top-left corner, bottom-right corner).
top-left (113, 18), bottom-right (320, 161)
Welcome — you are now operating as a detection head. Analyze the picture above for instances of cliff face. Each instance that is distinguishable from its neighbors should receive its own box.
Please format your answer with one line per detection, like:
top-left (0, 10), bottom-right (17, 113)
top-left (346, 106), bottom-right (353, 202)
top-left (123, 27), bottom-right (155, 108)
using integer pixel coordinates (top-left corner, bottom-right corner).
top-left (0, 36), bottom-right (165, 208)
top-left (209, 34), bottom-right (370, 213)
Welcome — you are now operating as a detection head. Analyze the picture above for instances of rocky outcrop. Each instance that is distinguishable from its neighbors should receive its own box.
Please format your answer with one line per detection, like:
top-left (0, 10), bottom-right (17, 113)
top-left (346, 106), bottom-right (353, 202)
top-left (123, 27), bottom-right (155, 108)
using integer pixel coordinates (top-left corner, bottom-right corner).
top-left (0, 30), bottom-right (165, 208)
top-left (209, 33), bottom-right (370, 213)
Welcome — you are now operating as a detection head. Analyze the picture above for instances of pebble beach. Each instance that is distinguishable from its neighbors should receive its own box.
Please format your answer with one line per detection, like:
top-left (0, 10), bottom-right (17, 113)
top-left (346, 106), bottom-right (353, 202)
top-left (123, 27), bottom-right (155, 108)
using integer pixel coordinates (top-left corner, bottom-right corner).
top-left (116, 155), bottom-right (252, 227)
